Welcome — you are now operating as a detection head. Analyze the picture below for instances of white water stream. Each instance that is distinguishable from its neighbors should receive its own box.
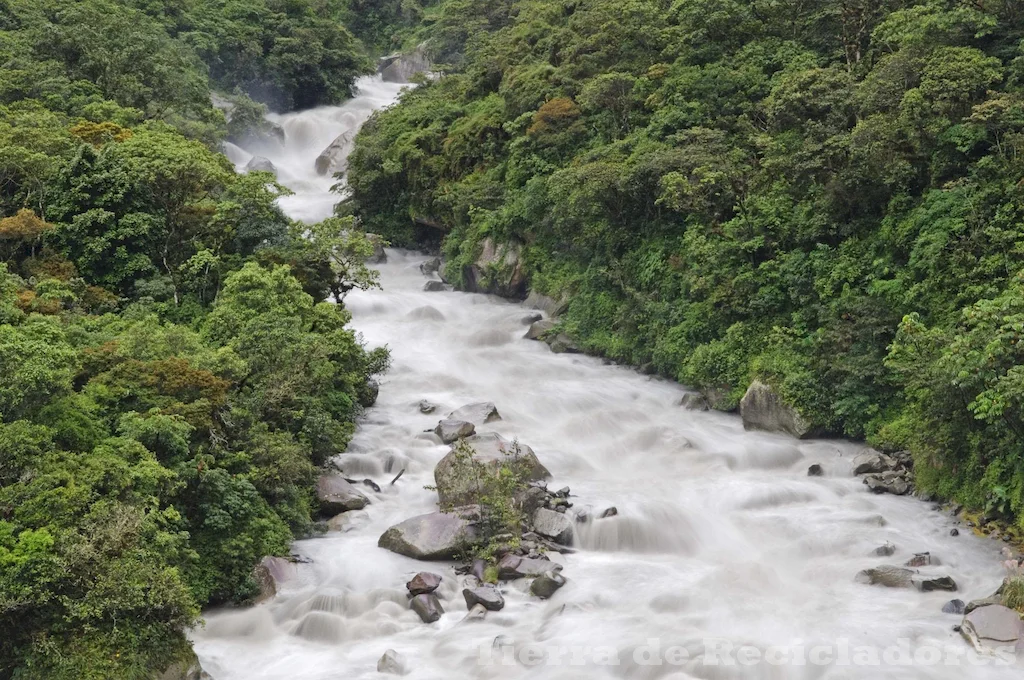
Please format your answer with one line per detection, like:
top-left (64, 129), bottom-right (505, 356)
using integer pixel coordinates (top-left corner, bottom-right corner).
top-left (194, 77), bottom-right (1019, 679)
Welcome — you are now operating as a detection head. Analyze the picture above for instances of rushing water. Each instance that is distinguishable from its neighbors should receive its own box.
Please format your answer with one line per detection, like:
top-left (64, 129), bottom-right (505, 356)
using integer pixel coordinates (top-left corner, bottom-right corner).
top-left (194, 77), bottom-right (1020, 679)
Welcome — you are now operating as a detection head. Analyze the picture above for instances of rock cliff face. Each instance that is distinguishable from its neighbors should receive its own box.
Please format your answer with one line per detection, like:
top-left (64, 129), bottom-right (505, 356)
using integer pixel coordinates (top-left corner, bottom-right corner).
top-left (379, 46), bottom-right (432, 83)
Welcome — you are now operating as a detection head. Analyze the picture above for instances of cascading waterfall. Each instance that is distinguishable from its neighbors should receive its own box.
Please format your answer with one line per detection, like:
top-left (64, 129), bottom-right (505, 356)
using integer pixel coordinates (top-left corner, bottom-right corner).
top-left (193, 78), bottom-right (1020, 679)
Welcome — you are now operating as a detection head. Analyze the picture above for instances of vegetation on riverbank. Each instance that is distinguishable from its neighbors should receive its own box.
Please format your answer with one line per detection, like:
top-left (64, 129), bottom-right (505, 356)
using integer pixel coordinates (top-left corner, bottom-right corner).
top-left (346, 0), bottom-right (1024, 531)
top-left (0, 1), bottom-right (388, 677)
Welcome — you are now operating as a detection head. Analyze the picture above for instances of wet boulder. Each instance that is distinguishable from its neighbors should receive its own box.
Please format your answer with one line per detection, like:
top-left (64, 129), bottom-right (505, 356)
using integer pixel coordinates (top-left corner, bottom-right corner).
top-left (434, 419), bottom-right (476, 444)
top-left (548, 333), bottom-right (581, 354)
top-left (678, 392), bottom-right (710, 411)
top-left (315, 129), bottom-right (355, 176)
top-left (153, 648), bottom-right (213, 680)
top-left (525, 319), bottom-right (555, 341)
top-left (251, 555), bottom-right (297, 603)
top-left (531, 571), bottom-right (567, 599)
top-left (377, 649), bottom-right (408, 675)
top-left (960, 605), bottom-right (1024, 653)
top-left (739, 380), bottom-right (819, 439)
top-left (379, 45), bottom-right (432, 83)
top-left (532, 508), bottom-right (574, 546)
top-left (410, 593), bottom-right (444, 623)
top-left (365, 234), bottom-right (387, 264)
top-left (912, 574), bottom-right (957, 592)
top-left (420, 257), bottom-right (441, 275)
top-left (462, 238), bottom-right (527, 299)
top-left (418, 400), bottom-right (438, 414)
top-left (406, 572), bottom-right (442, 595)
top-left (378, 511), bottom-right (479, 560)
top-left (856, 565), bottom-right (915, 588)
top-left (852, 449), bottom-right (895, 475)
top-left (463, 586), bottom-right (505, 611)
top-left (245, 155), bottom-right (277, 175)
top-left (807, 464), bottom-right (824, 477)
top-left (317, 474), bottom-right (369, 515)
top-left (423, 280), bottom-right (446, 292)
top-left (463, 603), bottom-right (488, 622)
top-left (448, 402), bottom-right (501, 425)
top-left (434, 433), bottom-right (550, 507)
top-left (497, 554), bottom-right (561, 580)
top-left (864, 471), bottom-right (912, 496)
top-left (905, 552), bottom-right (935, 568)
top-left (524, 291), bottom-right (569, 318)
top-left (873, 542), bottom-right (897, 557)
top-left (943, 599), bottom-right (966, 615)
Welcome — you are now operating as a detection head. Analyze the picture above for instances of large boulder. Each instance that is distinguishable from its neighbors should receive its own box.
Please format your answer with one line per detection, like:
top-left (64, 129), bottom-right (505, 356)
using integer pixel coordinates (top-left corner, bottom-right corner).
top-left (911, 574), bottom-right (957, 592)
top-left (153, 648), bottom-right (212, 680)
top-left (525, 320), bottom-right (555, 341)
top-left (497, 554), bottom-right (561, 580)
top-left (463, 586), bottom-right (505, 611)
top-left (960, 605), bottom-right (1024, 653)
top-left (434, 433), bottom-right (551, 507)
top-left (448, 402), bottom-right (501, 425)
top-left (314, 129), bottom-right (355, 176)
top-left (852, 449), bottom-right (895, 475)
top-left (378, 511), bottom-right (479, 560)
top-left (252, 555), bottom-right (297, 603)
top-left (317, 475), bottom-right (369, 515)
top-left (462, 238), bottom-right (527, 299)
top-left (410, 593), bottom-right (444, 623)
top-left (377, 649), bottom-right (408, 675)
top-left (855, 566), bottom-right (915, 588)
top-left (530, 571), bottom-right (567, 599)
top-left (532, 508), bottom-right (574, 545)
top-left (434, 419), bottom-right (476, 444)
top-left (740, 380), bottom-right (819, 438)
top-left (524, 291), bottom-right (569, 318)
top-left (365, 234), bottom-right (387, 264)
top-left (406, 572), bottom-right (442, 595)
top-left (245, 156), bottom-right (277, 175)
top-left (379, 45), bottom-right (432, 83)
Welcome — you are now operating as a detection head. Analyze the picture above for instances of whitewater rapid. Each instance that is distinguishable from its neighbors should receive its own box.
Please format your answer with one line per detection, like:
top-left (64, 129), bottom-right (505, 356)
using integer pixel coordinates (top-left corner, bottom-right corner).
top-left (194, 77), bottom-right (1019, 679)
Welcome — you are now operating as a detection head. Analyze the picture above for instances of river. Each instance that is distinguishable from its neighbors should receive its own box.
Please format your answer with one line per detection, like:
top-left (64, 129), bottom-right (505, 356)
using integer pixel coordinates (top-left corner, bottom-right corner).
top-left (193, 76), bottom-right (1019, 679)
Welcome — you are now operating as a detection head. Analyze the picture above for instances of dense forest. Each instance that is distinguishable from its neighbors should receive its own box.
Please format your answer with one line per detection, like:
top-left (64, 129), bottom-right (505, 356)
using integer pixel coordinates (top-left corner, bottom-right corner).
top-left (347, 0), bottom-right (1024, 533)
top-left (0, 1), bottom-right (389, 677)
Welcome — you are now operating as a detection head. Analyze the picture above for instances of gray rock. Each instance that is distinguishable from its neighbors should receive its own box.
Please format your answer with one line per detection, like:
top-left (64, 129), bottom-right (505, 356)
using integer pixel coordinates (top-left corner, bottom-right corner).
top-left (377, 649), bottom-right (408, 675)
top-left (497, 554), bottom-right (561, 580)
top-left (448, 402), bottom-right (501, 425)
top-left (317, 475), bottom-right (369, 515)
top-left (378, 511), bottom-right (479, 560)
top-left (419, 400), bottom-right (437, 414)
top-left (462, 238), bottom-right (527, 299)
top-left (532, 508), bottom-right (574, 545)
top-left (525, 319), bottom-right (555, 341)
top-left (410, 593), bottom-right (444, 623)
top-left (966, 595), bottom-right (1004, 614)
top-left (852, 449), bottom-right (895, 475)
top-left (463, 586), bottom-right (505, 611)
top-left (245, 155), bottom-right (277, 175)
top-left (530, 571), bottom-right (567, 599)
top-left (912, 574), bottom-right (957, 592)
top-left (251, 555), bottom-right (297, 603)
top-left (739, 380), bottom-right (819, 439)
top-left (434, 433), bottom-right (550, 507)
top-left (864, 471), bottom-right (911, 496)
top-left (420, 257), bottom-right (441, 275)
top-left (379, 45), bottom-right (432, 83)
top-left (856, 565), bottom-right (915, 588)
top-left (406, 572), bottom-right (442, 595)
top-left (679, 392), bottom-right (710, 411)
top-left (807, 464), bottom-right (824, 477)
top-left (960, 605), bottom-right (1024, 653)
top-left (515, 485), bottom-right (550, 516)
top-left (423, 280), bottom-right (446, 292)
top-left (434, 419), bottom-right (476, 444)
top-left (943, 599), bottom-right (966, 615)
top-left (524, 291), bottom-right (569, 317)
top-left (366, 234), bottom-right (387, 264)
top-left (599, 507), bottom-right (619, 519)
top-left (548, 333), bottom-right (580, 354)
top-left (522, 312), bottom-right (543, 325)
top-left (315, 129), bottom-right (356, 176)
top-left (874, 542), bottom-right (897, 557)
top-left (153, 649), bottom-right (211, 680)
top-left (905, 552), bottom-right (935, 567)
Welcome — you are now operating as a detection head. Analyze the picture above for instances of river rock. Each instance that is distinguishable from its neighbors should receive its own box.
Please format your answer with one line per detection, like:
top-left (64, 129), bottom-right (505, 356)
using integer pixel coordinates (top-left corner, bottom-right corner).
top-left (856, 565), bottom-right (915, 588)
top-left (679, 392), bottom-right (710, 411)
top-left (905, 552), bottom-right (935, 567)
top-left (407, 572), bottom-right (442, 595)
top-left (366, 234), bottom-right (387, 264)
top-left (315, 129), bottom-right (355, 176)
top-left (873, 542), bottom-right (896, 557)
top-left (378, 511), bottom-right (479, 560)
top-left (245, 155), bottom-right (277, 175)
top-left (943, 599), bottom-right (966, 615)
top-left (522, 312), bottom-right (543, 325)
top-left (966, 595), bottom-right (1004, 614)
top-left (251, 556), bottom-right (297, 603)
top-left (410, 593), bottom-right (444, 623)
top-left (864, 471), bottom-right (911, 496)
top-left (524, 290), bottom-right (569, 317)
top-left (317, 474), bottom-right (369, 515)
top-left (960, 605), bottom-right (1024, 653)
top-left (532, 508), bottom-right (574, 545)
top-left (807, 464), bottom-right (824, 477)
top-left (912, 574), bottom-right (957, 592)
top-left (852, 449), bottom-right (895, 475)
top-left (739, 380), bottom-right (819, 439)
top-left (434, 419), bottom-right (476, 444)
top-left (448, 402), bottom-right (501, 425)
top-left (525, 319), bottom-right (555, 341)
top-left (418, 400), bottom-right (437, 414)
top-left (548, 333), bottom-right (581, 354)
top-left (377, 649), bottom-right (408, 675)
top-left (153, 648), bottom-right (212, 680)
top-left (420, 257), bottom-right (441, 275)
top-left (497, 554), bottom-right (561, 580)
top-left (462, 238), bottom-right (527, 299)
top-left (530, 571), bottom-right (567, 599)
top-left (379, 45), bottom-right (432, 83)
top-left (434, 433), bottom-right (550, 507)
top-left (423, 280), bottom-right (446, 292)
top-left (463, 586), bottom-right (505, 611)
top-left (463, 603), bottom-right (488, 622)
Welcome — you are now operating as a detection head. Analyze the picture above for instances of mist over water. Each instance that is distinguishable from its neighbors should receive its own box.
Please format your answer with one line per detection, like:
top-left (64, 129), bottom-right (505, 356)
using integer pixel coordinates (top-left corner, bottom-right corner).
top-left (195, 79), bottom-right (1019, 679)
